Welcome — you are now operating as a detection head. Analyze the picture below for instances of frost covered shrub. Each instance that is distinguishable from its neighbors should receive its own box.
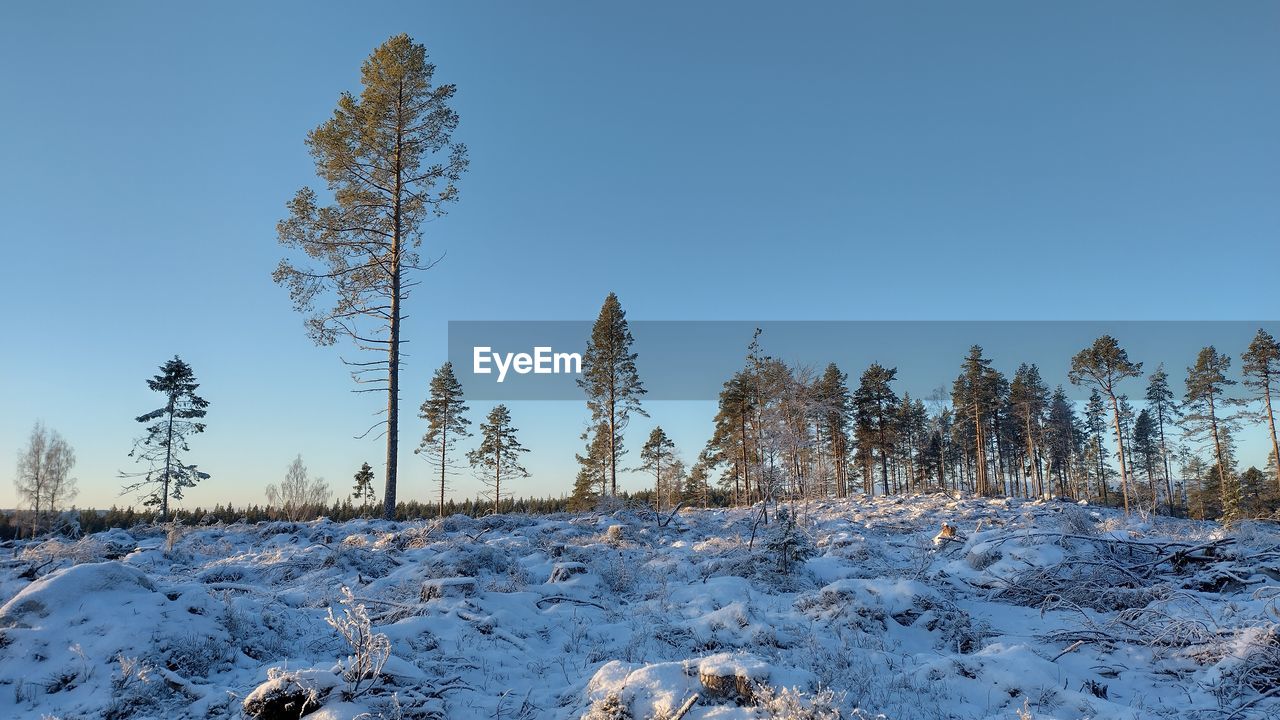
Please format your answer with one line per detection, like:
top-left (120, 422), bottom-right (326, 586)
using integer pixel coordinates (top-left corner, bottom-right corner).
top-left (1057, 506), bottom-right (1098, 537)
top-left (19, 536), bottom-right (109, 567)
top-left (582, 692), bottom-right (632, 720)
top-left (105, 655), bottom-right (163, 720)
top-left (327, 586), bottom-right (390, 698)
top-left (427, 542), bottom-right (517, 579)
top-left (159, 631), bottom-right (233, 677)
top-left (593, 552), bottom-right (638, 594)
top-left (754, 685), bottom-right (847, 719)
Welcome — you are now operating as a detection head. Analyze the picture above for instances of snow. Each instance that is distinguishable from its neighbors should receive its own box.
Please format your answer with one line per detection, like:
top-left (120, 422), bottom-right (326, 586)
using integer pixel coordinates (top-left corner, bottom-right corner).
top-left (0, 496), bottom-right (1277, 719)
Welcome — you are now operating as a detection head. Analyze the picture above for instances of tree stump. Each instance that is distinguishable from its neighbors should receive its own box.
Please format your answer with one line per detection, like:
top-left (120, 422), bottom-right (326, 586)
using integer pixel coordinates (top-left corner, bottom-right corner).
top-left (421, 576), bottom-right (477, 601)
top-left (547, 562), bottom-right (587, 583)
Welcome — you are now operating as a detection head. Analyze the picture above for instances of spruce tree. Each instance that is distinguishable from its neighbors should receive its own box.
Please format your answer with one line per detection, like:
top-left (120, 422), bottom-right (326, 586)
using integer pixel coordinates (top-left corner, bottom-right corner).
top-left (467, 405), bottom-right (529, 515)
top-left (952, 346), bottom-right (998, 496)
top-left (415, 361), bottom-right (471, 517)
top-left (274, 35), bottom-right (468, 520)
top-left (1044, 386), bottom-right (1077, 497)
top-left (1009, 364), bottom-right (1049, 498)
top-left (1132, 409), bottom-right (1161, 511)
top-left (1069, 335), bottom-right (1143, 514)
top-left (1183, 346), bottom-right (1243, 524)
top-left (1084, 389), bottom-right (1112, 505)
top-left (122, 356), bottom-right (210, 521)
top-left (578, 293), bottom-right (646, 495)
top-left (1145, 365), bottom-right (1182, 514)
top-left (1242, 328), bottom-right (1280, 495)
top-left (813, 363), bottom-right (851, 497)
top-left (853, 364), bottom-right (899, 496)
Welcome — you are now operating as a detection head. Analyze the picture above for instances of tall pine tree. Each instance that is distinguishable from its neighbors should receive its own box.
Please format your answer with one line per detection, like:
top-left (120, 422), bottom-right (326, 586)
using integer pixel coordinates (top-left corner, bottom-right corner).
top-left (853, 364), bottom-right (899, 496)
top-left (1145, 365), bottom-right (1181, 514)
top-left (1242, 328), bottom-right (1280, 495)
top-left (1184, 346), bottom-right (1242, 524)
top-left (467, 405), bottom-right (529, 515)
top-left (415, 361), bottom-right (471, 517)
top-left (1069, 335), bottom-right (1143, 514)
top-left (578, 293), bottom-right (646, 495)
top-left (274, 35), bottom-right (468, 520)
top-left (122, 356), bottom-right (210, 521)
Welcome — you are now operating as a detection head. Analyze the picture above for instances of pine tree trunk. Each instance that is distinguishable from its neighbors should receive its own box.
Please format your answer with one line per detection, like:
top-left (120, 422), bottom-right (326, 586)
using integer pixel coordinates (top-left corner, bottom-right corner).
top-left (383, 96), bottom-right (405, 522)
top-left (1157, 411), bottom-right (1175, 515)
top-left (163, 397), bottom-right (175, 521)
top-left (1208, 398), bottom-right (1233, 522)
top-left (1263, 381), bottom-right (1280, 495)
top-left (1107, 394), bottom-right (1131, 515)
top-left (439, 425), bottom-right (448, 518)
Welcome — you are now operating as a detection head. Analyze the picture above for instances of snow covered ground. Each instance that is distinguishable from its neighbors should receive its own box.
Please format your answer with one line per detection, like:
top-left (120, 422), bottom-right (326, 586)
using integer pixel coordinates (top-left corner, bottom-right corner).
top-left (1, 496), bottom-right (1277, 719)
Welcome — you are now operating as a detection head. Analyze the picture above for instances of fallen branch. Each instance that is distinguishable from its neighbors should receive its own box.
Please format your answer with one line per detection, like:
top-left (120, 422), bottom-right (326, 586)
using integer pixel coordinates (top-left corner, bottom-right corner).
top-left (671, 692), bottom-right (700, 720)
top-left (536, 595), bottom-right (607, 611)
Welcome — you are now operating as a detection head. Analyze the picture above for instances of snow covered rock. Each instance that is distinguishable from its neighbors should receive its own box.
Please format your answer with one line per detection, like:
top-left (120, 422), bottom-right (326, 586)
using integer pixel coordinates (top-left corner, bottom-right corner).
top-left (242, 668), bottom-right (340, 720)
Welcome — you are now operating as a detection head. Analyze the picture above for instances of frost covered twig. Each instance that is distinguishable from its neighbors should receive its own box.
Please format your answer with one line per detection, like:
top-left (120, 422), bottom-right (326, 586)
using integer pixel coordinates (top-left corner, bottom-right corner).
top-left (326, 586), bottom-right (391, 698)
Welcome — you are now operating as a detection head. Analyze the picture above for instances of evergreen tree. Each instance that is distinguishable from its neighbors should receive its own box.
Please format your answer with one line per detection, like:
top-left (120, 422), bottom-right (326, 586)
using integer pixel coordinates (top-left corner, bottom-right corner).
top-left (352, 462), bottom-right (377, 509)
top-left (415, 361), bottom-right (471, 517)
top-left (706, 371), bottom-right (754, 505)
top-left (1145, 365), bottom-right (1182, 514)
top-left (1238, 466), bottom-right (1270, 518)
top-left (572, 421), bottom-right (614, 507)
top-left (1009, 364), bottom-right (1049, 498)
top-left (1044, 386), bottom-right (1078, 497)
top-left (1069, 335), bottom-right (1143, 514)
top-left (853, 364), bottom-right (899, 496)
top-left (578, 293), bottom-right (646, 495)
top-left (1183, 346), bottom-right (1243, 524)
top-left (812, 363), bottom-right (852, 497)
top-left (273, 35), bottom-right (468, 520)
top-left (467, 405), bottom-right (530, 514)
top-left (685, 458), bottom-right (712, 508)
top-left (1083, 389), bottom-right (1113, 505)
top-left (1132, 409), bottom-right (1161, 511)
top-left (637, 427), bottom-right (679, 511)
top-left (1242, 328), bottom-right (1280, 495)
top-left (122, 356), bottom-right (210, 520)
top-left (952, 346), bottom-right (999, 496)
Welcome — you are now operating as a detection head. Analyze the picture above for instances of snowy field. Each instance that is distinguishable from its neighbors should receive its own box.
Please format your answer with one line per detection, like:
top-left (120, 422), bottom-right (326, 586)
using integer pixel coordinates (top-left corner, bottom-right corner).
top-left (1, 496), bottom-right (1278, 719)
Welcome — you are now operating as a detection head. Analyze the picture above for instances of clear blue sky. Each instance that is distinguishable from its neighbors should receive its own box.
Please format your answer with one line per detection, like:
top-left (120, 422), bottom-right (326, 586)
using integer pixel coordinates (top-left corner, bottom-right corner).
top-left (2, 1), bottom-right (1278, 510)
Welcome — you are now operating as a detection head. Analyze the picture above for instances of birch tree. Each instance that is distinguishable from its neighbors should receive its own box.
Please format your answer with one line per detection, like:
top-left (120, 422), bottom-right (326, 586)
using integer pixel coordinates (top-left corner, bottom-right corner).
top-left (14, 422), bottom-right (77, 537)
top-left (274, 34), bottom-right (468, 520)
